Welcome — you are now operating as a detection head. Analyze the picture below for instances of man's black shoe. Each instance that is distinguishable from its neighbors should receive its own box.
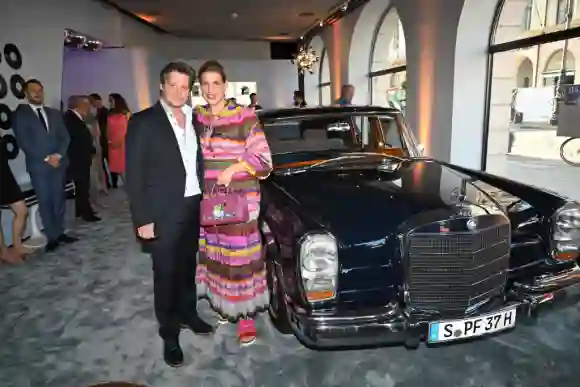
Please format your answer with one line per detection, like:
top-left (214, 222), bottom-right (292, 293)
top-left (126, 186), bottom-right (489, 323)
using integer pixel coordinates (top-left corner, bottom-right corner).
top-left (163, 339), bottom-right (184, 368)
top-left (180, 316), bottom-right (215, 335)
top-left (82, 214), bottom-right (101, 222)
top-left (58, 234), bottom-right (78, 244)
top-left (45, 241), bottom-right (60, 253)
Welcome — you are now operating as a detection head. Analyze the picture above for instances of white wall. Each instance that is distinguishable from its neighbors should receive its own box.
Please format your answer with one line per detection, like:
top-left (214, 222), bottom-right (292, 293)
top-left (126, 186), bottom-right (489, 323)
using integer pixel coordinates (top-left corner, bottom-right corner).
top-left (61, 47), bottom-right (167, 113)
top-left (184, 60), bottom-right (298, 109)
top-left (0, 0), bottom-right (271, 108)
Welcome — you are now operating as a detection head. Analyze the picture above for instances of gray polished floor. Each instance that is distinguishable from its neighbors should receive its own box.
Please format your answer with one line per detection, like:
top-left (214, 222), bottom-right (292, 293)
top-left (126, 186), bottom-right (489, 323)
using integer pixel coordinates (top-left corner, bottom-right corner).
top-left (1, 156), bottom-right (580, 387)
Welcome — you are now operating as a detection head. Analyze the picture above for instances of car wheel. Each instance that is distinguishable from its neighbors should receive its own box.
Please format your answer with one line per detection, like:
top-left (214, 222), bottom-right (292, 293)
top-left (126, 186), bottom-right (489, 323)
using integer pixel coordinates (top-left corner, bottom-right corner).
top-left (267, 259), bottom-right (293, 334)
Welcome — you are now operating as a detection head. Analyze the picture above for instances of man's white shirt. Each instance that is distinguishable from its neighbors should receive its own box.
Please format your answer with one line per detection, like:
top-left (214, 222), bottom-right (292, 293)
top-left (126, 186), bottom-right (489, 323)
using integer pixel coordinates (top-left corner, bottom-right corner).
top-left (160, 100), bottom-right (201, 197)
top-left (29, 103), bottom-right (49, 132)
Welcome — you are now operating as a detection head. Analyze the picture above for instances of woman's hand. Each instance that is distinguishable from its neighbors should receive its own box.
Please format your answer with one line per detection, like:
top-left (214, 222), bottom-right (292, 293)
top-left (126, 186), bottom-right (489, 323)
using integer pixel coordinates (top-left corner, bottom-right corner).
top-left (216, 163), bottom-right (245, 186)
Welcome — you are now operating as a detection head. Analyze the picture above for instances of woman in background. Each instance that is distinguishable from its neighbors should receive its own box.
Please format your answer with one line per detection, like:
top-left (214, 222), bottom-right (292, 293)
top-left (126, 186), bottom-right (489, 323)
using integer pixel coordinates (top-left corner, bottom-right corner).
top-left (0, 135), bottom-right (31, 263)
top-left (85, 107), bottom-right (108, 206)
top-left (107, 93), bottom-right (131, 187)
top-left (195, 60), bottom-right (273, 346)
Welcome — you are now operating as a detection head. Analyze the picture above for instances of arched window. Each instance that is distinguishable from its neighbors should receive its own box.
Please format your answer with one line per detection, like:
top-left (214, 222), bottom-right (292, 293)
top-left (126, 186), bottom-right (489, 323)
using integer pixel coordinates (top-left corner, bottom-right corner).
top-left (368, 7), bottom-right (407, 113)
top-left (484, 0), bottom-right (580, 173)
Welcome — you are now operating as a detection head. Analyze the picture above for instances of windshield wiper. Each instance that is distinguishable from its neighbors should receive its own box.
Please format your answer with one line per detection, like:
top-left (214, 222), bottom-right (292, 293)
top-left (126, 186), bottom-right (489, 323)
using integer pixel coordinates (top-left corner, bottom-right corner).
top-left (281, 153), bottom-right (405, 175)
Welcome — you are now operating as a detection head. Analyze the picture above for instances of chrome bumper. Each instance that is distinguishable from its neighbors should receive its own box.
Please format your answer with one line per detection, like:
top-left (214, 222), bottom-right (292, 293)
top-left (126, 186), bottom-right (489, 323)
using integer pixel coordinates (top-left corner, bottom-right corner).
top-left (288, 268), bottom-right (580, 350)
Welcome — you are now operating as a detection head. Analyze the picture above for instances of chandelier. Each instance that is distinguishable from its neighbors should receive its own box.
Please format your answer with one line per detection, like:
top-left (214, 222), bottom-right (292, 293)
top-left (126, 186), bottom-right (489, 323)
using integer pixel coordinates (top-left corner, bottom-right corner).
top-left (291, 45), bottom-right (319, 74)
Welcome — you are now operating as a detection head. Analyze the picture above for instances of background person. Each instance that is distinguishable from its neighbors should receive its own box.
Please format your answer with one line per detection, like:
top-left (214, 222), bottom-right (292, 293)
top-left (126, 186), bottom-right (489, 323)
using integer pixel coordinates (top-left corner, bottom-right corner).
top-left (12, 79), bottom-right (77, 253)
top-left (0, 135), bottom-right (32, 262)
top-left (334, 84), bottom-right (355, 105)
top-left (89, 93), bottom-right (111, 188)
top-left (107, 93), bottom-right (131, 187)
top-left (63, 95), bottom-right (100, 222)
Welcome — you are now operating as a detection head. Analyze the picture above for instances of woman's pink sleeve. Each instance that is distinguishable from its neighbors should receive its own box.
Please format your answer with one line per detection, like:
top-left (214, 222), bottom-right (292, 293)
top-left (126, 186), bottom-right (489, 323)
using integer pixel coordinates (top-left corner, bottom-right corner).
top-left (238, 121), bottom-right (273, 179)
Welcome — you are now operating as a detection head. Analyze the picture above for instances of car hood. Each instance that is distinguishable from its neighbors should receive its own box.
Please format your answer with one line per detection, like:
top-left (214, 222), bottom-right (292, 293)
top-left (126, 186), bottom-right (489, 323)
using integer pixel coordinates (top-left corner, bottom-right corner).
top-left (269, 159), bottom-right (499, 247)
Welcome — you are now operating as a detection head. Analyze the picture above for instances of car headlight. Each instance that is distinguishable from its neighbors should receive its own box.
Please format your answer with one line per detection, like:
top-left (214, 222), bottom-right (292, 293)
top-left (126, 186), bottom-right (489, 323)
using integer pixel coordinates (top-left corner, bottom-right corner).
top-left (552, 201), bottom-right (580, 261)
top-left (299, 232), bottom-right (338, 303)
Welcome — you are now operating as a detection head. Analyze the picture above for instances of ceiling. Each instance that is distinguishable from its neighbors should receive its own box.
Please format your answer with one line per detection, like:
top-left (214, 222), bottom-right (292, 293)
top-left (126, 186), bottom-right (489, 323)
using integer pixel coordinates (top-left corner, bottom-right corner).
top-left (107, 0), bottom-right (344, 41)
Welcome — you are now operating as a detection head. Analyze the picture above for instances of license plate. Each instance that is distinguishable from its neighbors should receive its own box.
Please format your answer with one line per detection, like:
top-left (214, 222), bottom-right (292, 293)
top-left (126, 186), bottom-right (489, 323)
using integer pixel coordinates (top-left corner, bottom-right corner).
top-left (428, 307), bottom-right (517, 343)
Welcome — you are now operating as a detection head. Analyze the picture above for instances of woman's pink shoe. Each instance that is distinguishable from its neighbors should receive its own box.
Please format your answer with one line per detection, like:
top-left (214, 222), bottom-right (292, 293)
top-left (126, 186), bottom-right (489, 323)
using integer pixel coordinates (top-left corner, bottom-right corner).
top-left (238, 319), bottom-right (257, 346)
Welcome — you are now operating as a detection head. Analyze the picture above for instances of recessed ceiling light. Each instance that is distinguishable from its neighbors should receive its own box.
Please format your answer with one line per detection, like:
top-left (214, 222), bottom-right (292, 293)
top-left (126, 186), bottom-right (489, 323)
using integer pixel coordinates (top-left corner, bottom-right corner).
top-left (298, 12), bottom-right (315, 17)
top-left (231, 12), bottom-right (239, 19)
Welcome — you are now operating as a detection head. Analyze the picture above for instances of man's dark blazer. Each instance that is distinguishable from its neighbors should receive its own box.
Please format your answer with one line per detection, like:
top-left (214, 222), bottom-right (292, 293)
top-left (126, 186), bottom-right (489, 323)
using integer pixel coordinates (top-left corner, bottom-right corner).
top-left (125, 102), bottom-right (204, 229)
top-left (63, 110), bottom-right (95, 179)
top-left (12, 104), bottom-right (70, 175)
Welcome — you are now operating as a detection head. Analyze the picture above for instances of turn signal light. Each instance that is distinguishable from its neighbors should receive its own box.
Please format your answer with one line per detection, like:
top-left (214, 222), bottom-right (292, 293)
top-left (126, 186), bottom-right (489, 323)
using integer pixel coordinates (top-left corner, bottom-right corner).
top-left (306, 290), bottom-right (335, 302)
top-left (553, 251), bottom-right (579, 261)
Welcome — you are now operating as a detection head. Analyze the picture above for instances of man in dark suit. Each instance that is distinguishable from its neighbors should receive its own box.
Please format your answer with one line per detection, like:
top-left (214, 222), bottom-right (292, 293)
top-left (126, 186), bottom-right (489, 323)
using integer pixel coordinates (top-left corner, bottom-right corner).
top-left (125, 62), bottom-right (214, 368)
top-left (89, 93), bottom-right (110, 188)
top-left (63, 95), bottom-right (100, 222)
top-left (12, 79), bottom-right (78, 252)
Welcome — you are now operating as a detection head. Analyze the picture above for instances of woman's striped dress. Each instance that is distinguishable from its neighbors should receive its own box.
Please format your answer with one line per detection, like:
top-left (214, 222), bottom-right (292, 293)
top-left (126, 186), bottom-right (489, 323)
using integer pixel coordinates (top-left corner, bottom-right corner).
top-left (195, 103), bottom-right (273, 320)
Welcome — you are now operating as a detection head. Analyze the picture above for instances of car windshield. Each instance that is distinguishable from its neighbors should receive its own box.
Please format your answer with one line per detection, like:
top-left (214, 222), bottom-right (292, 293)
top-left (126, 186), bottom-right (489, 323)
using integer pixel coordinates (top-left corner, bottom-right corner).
top-left (262, 113), bottom-right (410, 157)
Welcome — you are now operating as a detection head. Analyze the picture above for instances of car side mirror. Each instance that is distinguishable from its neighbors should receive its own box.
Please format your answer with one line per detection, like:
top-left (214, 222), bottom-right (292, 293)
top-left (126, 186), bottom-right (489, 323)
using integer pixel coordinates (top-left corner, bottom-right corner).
top-left (417, 144), bottom-right (425, 156)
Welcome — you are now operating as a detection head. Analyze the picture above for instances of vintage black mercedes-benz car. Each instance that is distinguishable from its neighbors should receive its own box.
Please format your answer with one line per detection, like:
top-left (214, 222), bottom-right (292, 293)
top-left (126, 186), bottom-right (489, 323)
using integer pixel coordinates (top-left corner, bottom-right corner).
top-left (257, 106), bottom-right (580, 349)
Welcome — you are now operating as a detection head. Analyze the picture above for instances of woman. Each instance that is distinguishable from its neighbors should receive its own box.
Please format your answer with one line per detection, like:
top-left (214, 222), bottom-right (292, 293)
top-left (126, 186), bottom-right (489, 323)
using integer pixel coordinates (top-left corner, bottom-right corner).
top-left (107, 93), bottom-right (131, 187)
top-left (85, 109), bottom-right (108, 205)
top-left (0, 135), bottom-right (31, 263)
top-left (196, 60), bottom-right (273, 346)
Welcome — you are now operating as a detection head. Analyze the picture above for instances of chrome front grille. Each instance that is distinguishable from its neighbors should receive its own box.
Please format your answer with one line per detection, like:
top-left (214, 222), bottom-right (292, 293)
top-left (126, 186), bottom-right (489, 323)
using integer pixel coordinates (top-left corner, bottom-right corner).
top-left (407, 217), bottom-right (510, 317)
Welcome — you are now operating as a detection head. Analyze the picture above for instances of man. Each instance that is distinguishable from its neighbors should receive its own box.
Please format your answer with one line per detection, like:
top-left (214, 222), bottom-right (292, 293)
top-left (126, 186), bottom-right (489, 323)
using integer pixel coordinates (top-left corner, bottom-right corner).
top-left (63, 95), bottom-right (100, 222)
top-left (248, 93), bottom-right (263, 110)
top-left (125, 61), bottom-right (214, 368)
top-left (293, 90), bottom-right (307, 108)
top-left (88, 93), bottom-right (110, 188)
top-left (12, 79), bottom-right (77, 252)
top-left (335, 84), bottom-right (355, 105)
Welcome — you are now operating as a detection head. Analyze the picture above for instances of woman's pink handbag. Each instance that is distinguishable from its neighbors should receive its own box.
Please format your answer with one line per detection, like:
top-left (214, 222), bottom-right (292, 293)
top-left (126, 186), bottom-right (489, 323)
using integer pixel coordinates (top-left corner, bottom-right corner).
top-left (200, 185), bottom-right (249, 226)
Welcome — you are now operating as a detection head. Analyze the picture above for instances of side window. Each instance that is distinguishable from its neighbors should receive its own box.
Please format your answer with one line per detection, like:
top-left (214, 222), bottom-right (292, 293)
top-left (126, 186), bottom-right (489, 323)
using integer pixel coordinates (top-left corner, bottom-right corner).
top-left (378, 118), bottom-right (404, 148)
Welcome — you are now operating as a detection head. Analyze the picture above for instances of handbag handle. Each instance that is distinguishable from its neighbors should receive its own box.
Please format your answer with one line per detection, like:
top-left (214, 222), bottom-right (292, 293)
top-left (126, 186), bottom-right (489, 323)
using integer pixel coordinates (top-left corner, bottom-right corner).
top-left (209, 184), bottom-right (229, 197)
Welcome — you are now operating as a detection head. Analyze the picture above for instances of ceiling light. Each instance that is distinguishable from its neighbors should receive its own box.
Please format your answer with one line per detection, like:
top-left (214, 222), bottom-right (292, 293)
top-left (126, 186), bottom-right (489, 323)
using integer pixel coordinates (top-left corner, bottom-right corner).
top-left (291, 45), bottom-right (319, 74)
top-left (319, 21), bottom-right (324, 27)
top-left (64, 28), bottom-right (102, 52)
top-left (231, 12), bottom-right (239, 19)
top-left (135, 13), bottom-right (158, 23)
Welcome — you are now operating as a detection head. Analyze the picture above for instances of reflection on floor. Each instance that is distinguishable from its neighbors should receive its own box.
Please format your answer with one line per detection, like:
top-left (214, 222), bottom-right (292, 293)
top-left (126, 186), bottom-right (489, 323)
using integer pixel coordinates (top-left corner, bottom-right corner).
top-left (1, 189), bottom-right (579, 387)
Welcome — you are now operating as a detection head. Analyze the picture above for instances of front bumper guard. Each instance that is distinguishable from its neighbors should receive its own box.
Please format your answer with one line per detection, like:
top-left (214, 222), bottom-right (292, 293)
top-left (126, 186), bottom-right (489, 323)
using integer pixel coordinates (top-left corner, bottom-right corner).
top-left (287, 266), bottom-right (580, 350)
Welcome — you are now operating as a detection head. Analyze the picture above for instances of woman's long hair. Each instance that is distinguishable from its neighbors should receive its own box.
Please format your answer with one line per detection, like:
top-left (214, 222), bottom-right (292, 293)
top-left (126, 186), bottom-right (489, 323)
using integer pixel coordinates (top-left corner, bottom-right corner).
top-left (109, 93), bottom-right (130, 115)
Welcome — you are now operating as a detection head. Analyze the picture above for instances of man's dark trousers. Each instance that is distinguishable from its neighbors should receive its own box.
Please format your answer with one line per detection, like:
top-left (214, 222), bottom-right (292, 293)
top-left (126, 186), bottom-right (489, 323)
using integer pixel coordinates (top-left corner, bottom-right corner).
top-left (151, 195), bottom-right (201, 340)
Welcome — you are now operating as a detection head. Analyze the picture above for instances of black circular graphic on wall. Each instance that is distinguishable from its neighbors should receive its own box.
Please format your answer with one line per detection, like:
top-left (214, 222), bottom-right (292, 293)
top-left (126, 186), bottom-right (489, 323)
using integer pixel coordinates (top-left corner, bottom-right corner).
top-left (0, 74), bottom-right (7, 99)
top-left (3, 43), bottom-right (23, 70)
top-left (10, 74), bottom-right (25, 99)
top-left (1, 134), bottom-right (19, 160)
top-left (0, 104), bottom-right (12, 130)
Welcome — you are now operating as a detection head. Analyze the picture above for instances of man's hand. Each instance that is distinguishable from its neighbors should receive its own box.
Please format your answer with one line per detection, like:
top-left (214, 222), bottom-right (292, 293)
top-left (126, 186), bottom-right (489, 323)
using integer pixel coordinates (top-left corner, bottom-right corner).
top-left (45, 154), bottom-right (61, 168)
top-left (137, 223), bottom-right (156, 240)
